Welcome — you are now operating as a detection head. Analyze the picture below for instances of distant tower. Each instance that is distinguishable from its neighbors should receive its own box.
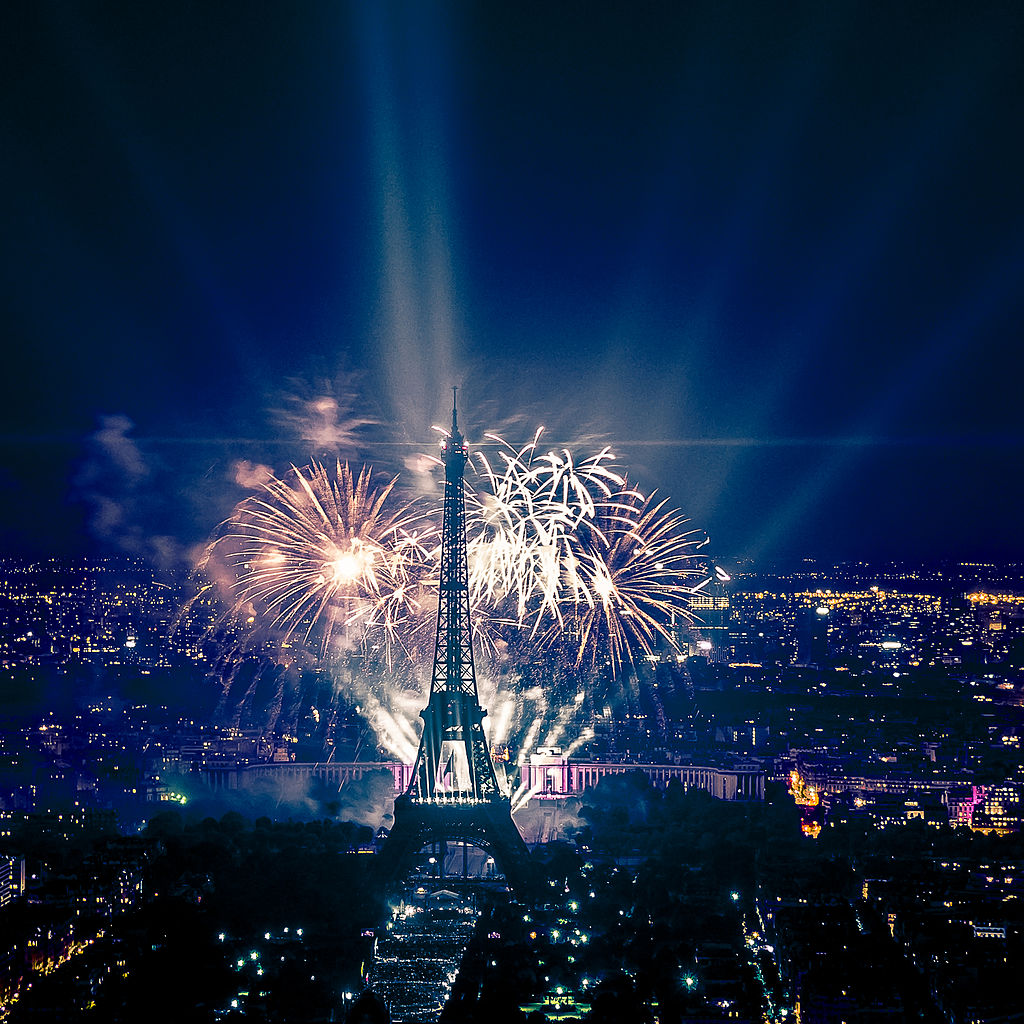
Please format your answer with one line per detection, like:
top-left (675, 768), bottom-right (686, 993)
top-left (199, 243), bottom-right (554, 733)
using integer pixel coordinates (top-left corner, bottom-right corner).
top-left (798, 604), bottom-right (831, 668)
top-left (379, 391), bottom-right (533, 893)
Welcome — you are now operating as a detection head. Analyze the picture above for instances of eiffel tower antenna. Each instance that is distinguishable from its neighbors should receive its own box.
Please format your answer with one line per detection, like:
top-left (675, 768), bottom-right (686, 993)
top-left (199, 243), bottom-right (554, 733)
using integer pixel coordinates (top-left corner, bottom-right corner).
top-left (379, 393), bottom-right (533, 892)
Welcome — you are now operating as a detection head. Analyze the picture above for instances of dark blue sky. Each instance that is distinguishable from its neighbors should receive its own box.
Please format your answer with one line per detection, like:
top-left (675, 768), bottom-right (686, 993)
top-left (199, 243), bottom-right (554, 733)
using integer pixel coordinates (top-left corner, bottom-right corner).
top-left (2, 1), bottom-right (1022, 564)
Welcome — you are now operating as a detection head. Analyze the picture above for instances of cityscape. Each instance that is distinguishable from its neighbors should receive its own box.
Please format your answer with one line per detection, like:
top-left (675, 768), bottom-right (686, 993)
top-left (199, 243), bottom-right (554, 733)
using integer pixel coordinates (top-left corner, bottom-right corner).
top-left (3, 3), bottom-right (1023, 1024)
top-left (0, 549), bottom-right (1022, 1021)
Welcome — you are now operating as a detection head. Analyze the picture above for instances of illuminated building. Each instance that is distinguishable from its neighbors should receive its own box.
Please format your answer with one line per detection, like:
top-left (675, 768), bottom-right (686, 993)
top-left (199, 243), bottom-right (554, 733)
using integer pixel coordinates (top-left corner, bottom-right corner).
top-left (797, 605), bottom-right (830, 667)
top-left (0, 857), bottom-right (24, 908)
top-left (972, 783), bottom-right (1023, 834)
top-left (522, 747), bottom-right (765, 801)
top-left (689, 576), bottom-right (732, 661)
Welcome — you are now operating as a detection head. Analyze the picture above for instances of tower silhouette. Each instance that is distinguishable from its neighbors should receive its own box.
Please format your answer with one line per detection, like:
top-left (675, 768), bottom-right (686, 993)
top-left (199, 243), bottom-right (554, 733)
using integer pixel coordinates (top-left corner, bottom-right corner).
top-left (379, 391), bottom-right (533, 893)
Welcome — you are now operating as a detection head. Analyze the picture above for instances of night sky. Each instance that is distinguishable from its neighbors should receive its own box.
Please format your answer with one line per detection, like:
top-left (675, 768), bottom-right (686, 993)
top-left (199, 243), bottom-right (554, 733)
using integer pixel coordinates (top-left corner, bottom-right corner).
top-left (2, 1), bottom-right (1022, 566)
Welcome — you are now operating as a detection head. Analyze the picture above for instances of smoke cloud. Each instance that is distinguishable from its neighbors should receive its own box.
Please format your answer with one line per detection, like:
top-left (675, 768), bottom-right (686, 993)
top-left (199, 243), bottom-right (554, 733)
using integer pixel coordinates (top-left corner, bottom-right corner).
top-left (73, 414), bottom-right (186, 570)
top-left (231, 459), bottom-right (274, 490)
top-left (163, 766), bottom-right (397, 831)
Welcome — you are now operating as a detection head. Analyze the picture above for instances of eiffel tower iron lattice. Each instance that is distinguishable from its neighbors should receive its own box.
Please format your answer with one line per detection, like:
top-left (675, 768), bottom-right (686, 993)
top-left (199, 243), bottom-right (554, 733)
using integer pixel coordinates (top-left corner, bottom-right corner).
top-left (378, 391), bottom-right (533, 893)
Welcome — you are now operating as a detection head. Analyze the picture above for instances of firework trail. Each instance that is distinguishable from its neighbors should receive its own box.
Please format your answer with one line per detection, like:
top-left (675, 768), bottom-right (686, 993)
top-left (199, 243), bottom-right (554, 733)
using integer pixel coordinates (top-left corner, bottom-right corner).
top-left (542, 690), bottom-right (587, 749)
top-left (347, 687), bottom-right (422, 765)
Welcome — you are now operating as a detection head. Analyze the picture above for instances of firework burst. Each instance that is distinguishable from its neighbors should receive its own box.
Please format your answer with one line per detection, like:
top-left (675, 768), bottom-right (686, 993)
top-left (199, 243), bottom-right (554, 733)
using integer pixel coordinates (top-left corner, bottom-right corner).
top-left (202, 461), bottom-right (437, 662)
top-left (547, 487), bottom-right (707, 668)
top-left (463, 430), bottom-right (704, 671)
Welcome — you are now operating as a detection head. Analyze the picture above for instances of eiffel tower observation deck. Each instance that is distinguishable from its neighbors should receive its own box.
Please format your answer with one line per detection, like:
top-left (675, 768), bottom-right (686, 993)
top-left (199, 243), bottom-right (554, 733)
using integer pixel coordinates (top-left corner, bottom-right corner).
top-left (379, 391), bottom-right (533, 894)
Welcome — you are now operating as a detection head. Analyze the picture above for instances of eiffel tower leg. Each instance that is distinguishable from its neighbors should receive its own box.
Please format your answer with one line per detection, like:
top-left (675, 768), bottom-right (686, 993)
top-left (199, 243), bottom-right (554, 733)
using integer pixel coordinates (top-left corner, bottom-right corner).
top-left (379, 795), bottom-right (536, 898)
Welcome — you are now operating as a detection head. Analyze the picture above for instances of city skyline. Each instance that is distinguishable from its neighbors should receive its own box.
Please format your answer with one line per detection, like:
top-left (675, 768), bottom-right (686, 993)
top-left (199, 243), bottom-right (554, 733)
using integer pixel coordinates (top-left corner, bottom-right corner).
top-left (0, 546), bottom-right (1022, 1019)
top-left (2, 4), bottom-right (1023, 566)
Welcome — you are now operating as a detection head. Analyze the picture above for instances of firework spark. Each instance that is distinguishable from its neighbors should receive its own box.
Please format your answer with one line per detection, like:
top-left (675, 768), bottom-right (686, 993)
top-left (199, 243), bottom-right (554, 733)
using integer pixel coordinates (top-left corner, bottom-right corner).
top-left (466, 429), bottom-right (629, 623)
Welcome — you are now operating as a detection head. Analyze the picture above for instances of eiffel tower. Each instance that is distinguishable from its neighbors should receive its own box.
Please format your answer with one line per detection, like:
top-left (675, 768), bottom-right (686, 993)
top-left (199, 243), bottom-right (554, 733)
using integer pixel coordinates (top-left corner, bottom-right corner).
top-left (379, 391), bottom-right (533, 894)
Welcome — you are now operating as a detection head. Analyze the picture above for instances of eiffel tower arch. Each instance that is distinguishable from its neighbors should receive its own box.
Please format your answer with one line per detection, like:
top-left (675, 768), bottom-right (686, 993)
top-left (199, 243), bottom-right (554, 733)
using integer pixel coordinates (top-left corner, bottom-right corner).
top-left (378, 392), bottom-right (533, 894)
